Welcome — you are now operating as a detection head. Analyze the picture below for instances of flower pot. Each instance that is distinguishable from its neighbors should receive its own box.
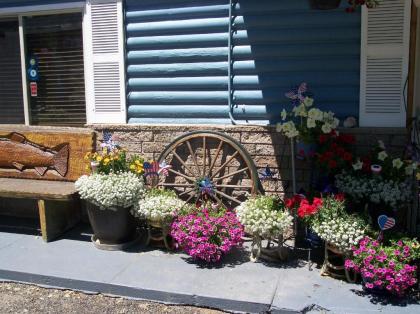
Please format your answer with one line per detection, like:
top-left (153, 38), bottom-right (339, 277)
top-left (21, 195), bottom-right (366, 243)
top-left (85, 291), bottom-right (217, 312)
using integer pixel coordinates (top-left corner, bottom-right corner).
top-left (305, 227), bottom-right (322, 248)
top-left (296, 141), bottom-right (317, 160)
top-left (146, 219), bottom-right (172, 250)
top-left (309, 0), bottom-right (342, 10)
top-left (86, 202), bottom-right (137, 248)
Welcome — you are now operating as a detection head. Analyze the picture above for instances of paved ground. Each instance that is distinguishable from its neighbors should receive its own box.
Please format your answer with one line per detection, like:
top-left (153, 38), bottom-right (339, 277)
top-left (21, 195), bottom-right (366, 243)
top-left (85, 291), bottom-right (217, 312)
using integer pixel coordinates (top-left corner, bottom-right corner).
top-left (0, 282), bottom-right (223, 314)
top-left (0, 219), bottom-right (419, 314)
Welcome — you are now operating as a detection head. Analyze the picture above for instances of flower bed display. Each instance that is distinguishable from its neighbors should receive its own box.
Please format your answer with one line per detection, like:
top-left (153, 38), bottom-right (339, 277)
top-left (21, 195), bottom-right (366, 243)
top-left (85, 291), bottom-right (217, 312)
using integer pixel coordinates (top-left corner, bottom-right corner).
top-left (345, 237), bottom-right (419, 296)
top-left (171, 207), bottom-right (244, 263)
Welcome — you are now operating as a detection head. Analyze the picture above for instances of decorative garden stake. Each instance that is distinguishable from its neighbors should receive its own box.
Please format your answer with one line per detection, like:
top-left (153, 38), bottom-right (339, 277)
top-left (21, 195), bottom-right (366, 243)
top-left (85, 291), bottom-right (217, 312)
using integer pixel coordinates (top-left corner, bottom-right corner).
top-left (259, 165), bottom-right (277, 181)
top-left (377, 214), bottom-right (395, 242)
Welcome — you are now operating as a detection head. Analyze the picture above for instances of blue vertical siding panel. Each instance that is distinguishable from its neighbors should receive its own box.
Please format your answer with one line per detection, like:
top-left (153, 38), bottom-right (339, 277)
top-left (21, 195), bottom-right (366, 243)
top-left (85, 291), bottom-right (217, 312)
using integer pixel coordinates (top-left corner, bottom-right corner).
top-left (125, 0), bottom-right (361, 123)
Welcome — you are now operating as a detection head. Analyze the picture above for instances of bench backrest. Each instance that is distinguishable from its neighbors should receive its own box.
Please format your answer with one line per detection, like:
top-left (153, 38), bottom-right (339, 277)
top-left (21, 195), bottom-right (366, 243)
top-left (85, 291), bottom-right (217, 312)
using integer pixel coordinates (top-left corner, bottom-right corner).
top-left (0, 126), bottom-right (95, 182)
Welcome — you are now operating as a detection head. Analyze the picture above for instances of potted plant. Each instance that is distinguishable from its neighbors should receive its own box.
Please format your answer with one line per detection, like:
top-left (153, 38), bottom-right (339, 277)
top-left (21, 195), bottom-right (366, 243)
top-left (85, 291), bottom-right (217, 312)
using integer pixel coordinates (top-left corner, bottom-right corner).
top-left (236, 195), bottom-right (294, 261)
top-left (277, 82), bottom-right (340, 160)
top-left (132, 188), bottom-right (185, 249)
top-left (335, 142), bottom-right (418, 223)
top-left (307, 195), bottom-right (367, 281)
top-left (75, 133), bottom-right (145, 249)
top-left (345, 0), bottom-right (379, 13)
top-left (171, 206), bottom-right (244, 263)
top-left (286, 195), bottom-right (324, 247)
top-left (345, 237), bottom-right (419, 296)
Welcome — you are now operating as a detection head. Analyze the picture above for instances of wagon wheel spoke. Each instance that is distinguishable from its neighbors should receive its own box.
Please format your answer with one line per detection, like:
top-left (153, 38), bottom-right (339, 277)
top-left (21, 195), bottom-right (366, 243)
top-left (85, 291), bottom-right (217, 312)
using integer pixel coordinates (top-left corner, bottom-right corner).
top-left (211, 193), bottom-right (225, 208)
top-left (213, 167), bottom-right (249, 183)
top-left (160, 183), bottom-right (195, 188)
top-left (210, 151), bottom-right (239, 179)
top-left (207, 140), bottom-right (224, 177)
top-left (183, 192), bottom-right (197, 207)
top-left (214, 184), bottom-right (253, 189)
top-left (167, 168), bottom-right (195, 183)
top-left (172, 151), bottom-right (196, 177)
top-left (179, 187), bottom-right (196, 197)
top-left (186, 140), bottom-right (201, 175)
top-left (214, 189), bottom-right (242, 205)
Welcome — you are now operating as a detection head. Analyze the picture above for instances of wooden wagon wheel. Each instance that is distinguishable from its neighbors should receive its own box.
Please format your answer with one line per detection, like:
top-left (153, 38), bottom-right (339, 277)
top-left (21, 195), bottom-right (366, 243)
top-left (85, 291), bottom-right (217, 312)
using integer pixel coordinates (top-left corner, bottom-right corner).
top-left (158, 131), bottom-right (260, 208)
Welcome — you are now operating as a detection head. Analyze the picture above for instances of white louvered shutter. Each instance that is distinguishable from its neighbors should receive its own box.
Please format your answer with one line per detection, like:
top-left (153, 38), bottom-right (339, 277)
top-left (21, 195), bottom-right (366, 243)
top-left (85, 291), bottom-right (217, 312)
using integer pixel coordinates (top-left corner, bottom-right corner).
top-left (83, 0), bottom-right (126, 124)
top-left (359, 0), bottom-right (411, 127)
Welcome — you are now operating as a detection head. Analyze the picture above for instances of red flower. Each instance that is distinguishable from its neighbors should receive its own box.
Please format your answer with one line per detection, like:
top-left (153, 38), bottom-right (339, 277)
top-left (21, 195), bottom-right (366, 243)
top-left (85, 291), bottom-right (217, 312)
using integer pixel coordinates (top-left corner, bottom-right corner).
top-left (335, 193), bottom-right (345, 202)
top-left (312, 197), bottom-right (323, 208)
top-left (343, 152), bottom-right (353, 161)
top-left (324, 151), bottom-right (334, 159)
top-left (328, 160), bottom-right (337, 169)
top-left (319, 134), bottom-right (328, 144)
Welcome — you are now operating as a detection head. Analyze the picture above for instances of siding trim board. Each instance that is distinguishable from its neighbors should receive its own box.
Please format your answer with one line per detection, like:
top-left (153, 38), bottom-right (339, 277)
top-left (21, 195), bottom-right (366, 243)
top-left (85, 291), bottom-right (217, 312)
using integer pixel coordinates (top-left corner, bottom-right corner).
top-left (125, 0), bottom-right (361, 124)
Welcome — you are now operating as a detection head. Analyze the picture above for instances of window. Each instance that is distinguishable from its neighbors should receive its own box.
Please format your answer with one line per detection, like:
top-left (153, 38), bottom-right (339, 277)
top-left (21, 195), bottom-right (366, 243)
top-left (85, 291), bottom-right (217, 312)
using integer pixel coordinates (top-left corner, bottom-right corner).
top-left (24, 13), bottom-right (86, 126)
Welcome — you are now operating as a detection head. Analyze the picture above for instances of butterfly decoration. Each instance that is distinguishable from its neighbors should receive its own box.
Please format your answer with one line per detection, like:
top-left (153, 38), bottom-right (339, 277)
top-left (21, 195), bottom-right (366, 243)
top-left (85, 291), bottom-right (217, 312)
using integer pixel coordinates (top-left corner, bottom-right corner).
top-left (377, 215), bottom-right (396, 242)
top-left (285, 82), bottom-right (308, 105)
top-left (101, 131), bottom-right (119, 152)
top-left (259, 165), bottom-right (278, 180)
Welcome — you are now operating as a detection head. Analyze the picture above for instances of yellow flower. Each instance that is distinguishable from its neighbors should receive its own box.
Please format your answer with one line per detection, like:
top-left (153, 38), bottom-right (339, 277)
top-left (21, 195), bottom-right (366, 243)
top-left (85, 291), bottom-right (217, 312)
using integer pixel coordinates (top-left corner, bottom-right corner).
top-left (85, 165), bottom-right (90, 171)
top-left (136, 168), bottom-right (143, 174)
top-left (130, 164), bottom-right (136, 170)
top-left (96, 156), bottom-right (103, 162)
top-left (103, 157), bottom-right (110, 165)
top-left (114, 155), bottom-right (120, 161)
top-left (135, 159), bottom-right (141, 165)
top-left (84, 152), bottom-right (91, 160)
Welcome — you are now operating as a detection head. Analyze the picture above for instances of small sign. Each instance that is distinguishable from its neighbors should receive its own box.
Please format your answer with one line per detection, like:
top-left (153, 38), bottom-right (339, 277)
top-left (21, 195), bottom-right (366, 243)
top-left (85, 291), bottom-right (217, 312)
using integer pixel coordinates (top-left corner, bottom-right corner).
top-left (28, 68), bottom-right (39, 81)
top-left (30, 82), bottom-right (37, 97)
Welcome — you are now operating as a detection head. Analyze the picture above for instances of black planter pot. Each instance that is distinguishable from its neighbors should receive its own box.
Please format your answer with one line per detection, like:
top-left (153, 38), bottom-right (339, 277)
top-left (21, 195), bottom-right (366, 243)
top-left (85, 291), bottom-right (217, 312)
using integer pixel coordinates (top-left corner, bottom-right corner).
top-left (86, 202), bottom-right (137, 247)
top-left (309, 0), bottom-right (342, 10)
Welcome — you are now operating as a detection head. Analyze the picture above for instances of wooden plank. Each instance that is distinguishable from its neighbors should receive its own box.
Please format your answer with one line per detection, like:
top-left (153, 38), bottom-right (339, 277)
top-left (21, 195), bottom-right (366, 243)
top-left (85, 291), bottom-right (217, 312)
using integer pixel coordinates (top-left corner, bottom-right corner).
top-left (0, 126), bottom-right (95, 181)
top-left (38, 198), bottom-right (81, 242)
top-left (0, 178), bottom-right (75, 200)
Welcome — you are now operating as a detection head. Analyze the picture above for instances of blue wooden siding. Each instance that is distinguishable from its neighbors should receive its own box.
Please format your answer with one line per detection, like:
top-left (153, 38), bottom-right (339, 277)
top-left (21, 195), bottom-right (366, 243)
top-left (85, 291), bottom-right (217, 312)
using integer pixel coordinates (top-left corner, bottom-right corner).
top-left (0, 0), bottom-right (82, 8)
top-left (126, 0), bottom-right (361, 124)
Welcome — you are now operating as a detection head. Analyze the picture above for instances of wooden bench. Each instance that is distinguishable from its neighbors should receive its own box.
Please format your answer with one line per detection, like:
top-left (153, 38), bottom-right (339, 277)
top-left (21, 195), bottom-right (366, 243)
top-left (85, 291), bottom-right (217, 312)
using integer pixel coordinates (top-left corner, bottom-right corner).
top-left (0, 126), bottom-right (95, 242)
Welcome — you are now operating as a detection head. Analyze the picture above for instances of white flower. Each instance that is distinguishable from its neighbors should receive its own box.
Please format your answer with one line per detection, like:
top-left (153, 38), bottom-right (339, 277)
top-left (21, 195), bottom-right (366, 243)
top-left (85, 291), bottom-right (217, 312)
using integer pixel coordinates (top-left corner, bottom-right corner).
top-left (303, 97), bottom-right (314, 107)
top-left (392, 158), bottom-right (403, 169)
top-left (308, 108), bottom-right (323, 121)
top-left (378, 140), bottom-right (386, 150)
top-left (236, 196), bottom-right (293, 239)
top-left (378, 151), bottom-right (388, 161)
top-left (279, 121), bottom-right (299, 138)
top-left (321, 123), bottom-right (332, 134)
top-left (75, 172), bottom-right (145, 210)
top-left (405, 162), bottom-right (418, 176)
top-left (292, 103), bottom-right (307, 117)
top-left (276, 122), bottom-right (282, 132)
top-left (281, 109), bottom-right (287, 121)
top-left (307, 118), bottom-right (316, 129)
top-left (352, 159), bottom-right (363, 171)
top-left (132, 189), bottom-right (184, 222)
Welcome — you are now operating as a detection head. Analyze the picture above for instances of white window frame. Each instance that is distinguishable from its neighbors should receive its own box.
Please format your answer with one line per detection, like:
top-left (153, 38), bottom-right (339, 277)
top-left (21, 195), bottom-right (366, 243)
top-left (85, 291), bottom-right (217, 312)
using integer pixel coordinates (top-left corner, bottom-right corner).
top-left (0, 2), bottom-right (87, 126)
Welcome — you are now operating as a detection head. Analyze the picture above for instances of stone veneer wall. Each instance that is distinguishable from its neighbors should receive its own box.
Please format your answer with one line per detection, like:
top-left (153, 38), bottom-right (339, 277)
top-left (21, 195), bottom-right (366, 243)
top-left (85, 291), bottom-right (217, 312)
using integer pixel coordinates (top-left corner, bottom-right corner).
top-left (89, 124), bottom-right (408, 196)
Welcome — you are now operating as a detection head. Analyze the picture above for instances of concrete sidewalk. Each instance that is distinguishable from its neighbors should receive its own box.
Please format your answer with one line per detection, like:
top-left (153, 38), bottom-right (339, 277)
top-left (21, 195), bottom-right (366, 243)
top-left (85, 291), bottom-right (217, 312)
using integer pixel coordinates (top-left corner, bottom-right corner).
top-left (0, 222), bottom-right (418, 314)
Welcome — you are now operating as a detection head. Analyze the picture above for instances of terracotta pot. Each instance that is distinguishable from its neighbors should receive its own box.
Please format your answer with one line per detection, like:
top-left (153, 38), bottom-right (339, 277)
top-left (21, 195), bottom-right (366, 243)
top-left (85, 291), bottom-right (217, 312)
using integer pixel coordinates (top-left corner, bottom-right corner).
top-left (309, 0), bottom-right (342, 10)
top-left (86, 202), bottom-right (136, 245)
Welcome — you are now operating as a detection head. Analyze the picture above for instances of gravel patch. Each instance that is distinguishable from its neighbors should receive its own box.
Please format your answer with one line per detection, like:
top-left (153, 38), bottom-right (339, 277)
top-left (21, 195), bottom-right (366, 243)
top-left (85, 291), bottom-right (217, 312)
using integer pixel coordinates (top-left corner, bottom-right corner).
top-left (0, 282), bottom-right (225, 314)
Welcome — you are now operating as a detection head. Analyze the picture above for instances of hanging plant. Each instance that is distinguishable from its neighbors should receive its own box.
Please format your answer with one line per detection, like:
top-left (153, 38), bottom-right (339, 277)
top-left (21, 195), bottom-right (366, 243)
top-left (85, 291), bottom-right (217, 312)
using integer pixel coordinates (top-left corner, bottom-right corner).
top-left (309, 0), bottom-right (342, 10)
top-left (346, 0), bottom-right (380, 13)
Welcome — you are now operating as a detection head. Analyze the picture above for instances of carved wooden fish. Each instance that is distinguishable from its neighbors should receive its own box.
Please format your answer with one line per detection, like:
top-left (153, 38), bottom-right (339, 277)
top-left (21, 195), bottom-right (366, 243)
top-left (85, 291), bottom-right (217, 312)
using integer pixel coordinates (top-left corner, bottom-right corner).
top-left (0, 132), bottom-right (69, 177)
